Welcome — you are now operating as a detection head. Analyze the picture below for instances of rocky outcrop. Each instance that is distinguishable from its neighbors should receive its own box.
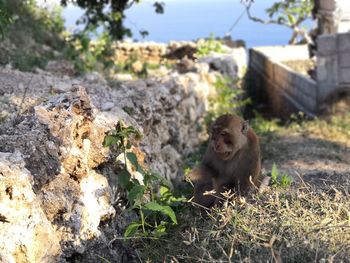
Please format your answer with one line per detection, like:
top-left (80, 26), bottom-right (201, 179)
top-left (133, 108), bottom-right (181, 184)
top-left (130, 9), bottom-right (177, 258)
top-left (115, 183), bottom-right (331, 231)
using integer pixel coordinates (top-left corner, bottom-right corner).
top-left (0, 42), bottom-right (246, 262)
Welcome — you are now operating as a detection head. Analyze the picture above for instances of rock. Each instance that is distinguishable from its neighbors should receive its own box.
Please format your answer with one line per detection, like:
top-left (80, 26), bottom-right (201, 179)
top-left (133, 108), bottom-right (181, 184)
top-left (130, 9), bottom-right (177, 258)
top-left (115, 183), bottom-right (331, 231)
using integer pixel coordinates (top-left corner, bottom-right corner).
top-left (0, 40), bottom-right (246, 260)
top-left (0, 87), bottom-right (122, 262)
top-left (198, 47), bottom-right (247, 79)
top-left (113, 73), bottom-right (133, 81)
top-left (131, 61), bottom-right (143, 73)
top-left (101, 102), bottom-right (115, 111)
top-left (0, 151), bottom-right (61, 263)
top-left (45, 60), bottom-right (76, 77)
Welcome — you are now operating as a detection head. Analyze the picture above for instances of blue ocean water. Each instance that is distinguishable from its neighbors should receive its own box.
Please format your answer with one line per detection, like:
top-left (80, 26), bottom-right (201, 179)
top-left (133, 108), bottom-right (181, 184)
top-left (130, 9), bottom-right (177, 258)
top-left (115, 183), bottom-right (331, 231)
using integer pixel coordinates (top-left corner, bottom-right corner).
top-left (62, 0), bottom-right (315, 48)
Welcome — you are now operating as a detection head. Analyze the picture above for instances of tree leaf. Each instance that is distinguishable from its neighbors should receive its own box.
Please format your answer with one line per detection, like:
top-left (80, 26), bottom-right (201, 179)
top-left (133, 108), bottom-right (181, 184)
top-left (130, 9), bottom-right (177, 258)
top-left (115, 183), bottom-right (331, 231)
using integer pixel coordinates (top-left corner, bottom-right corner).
top-left (144, 201), bottom-right (177, 224)
top-left (124, 221), bottom-right (142, 237)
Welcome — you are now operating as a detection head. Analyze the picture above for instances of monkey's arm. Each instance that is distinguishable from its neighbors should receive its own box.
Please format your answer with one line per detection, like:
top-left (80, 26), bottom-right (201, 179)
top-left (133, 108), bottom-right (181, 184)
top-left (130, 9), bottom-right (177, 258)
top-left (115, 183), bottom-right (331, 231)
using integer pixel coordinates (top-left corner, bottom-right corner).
top-left (192, 164), bottom-right (217, 208)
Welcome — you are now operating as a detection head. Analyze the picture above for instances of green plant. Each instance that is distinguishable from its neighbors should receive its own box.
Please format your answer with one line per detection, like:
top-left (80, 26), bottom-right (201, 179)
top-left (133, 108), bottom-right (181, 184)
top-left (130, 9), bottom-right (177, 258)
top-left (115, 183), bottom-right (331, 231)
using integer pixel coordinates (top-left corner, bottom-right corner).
top-left (205, 76), bottom-right (250, 126)
top-left (196, 33), bottom-right (224, 57)
top-left (64, 29), bottom-right (115, 73)
top-left (0, 0), bottom-right (11, 38)
top-left (103, 121), bottom-right (185, 238)
top-left (270, 163), bottom-right (292, 188)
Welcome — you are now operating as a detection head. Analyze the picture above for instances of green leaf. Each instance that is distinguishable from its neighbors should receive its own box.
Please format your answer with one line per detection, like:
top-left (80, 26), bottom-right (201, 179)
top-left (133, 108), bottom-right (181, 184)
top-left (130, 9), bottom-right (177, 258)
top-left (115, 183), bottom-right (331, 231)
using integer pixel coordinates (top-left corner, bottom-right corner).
top-left (287, 14), bottom-right (296, 24)
top-left (126, 152), bottom-right (139, 170)
top-left (271, 163), bottom-right (278, 184)
top-left (124, 221), bottom-right (142, 237)
top-left (149, 172), bottom-right (172, 188)
top-left (103, 135), bottom-right (118, 147)
top-left (118, 170), bottom-right (131, 189)
top-left (152, 222), bottom-right (167, 237)
top-left (128, 185), bottom-right (146, 205)
top-left (144, 201), bottom-right (177, 224)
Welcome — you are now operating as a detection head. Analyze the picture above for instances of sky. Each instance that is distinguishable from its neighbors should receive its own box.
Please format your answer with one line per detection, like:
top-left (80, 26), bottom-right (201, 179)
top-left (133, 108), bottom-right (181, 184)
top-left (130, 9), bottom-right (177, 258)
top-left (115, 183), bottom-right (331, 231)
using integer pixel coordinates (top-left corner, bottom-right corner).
top-left (36, 0), bottom-right (316, 47)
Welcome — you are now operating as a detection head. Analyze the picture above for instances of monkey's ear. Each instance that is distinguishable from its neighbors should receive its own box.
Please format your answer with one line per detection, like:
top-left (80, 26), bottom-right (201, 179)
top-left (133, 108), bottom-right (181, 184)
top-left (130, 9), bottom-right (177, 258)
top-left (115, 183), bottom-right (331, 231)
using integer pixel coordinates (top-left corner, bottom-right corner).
top-left (241, 121), bottom-right (249, 135)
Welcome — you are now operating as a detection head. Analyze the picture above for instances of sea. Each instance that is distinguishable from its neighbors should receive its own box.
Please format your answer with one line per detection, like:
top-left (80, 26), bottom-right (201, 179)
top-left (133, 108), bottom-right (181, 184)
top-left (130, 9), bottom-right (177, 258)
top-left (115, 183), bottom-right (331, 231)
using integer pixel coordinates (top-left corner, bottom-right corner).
top-left (55, 0), bottom-right (315, 48)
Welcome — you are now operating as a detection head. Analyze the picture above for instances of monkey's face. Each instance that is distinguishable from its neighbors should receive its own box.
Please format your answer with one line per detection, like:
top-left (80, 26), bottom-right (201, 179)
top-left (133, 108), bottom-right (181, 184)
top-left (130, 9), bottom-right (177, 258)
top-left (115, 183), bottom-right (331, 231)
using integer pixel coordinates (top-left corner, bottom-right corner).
top-left (210, 114), bottom-right (248, 161)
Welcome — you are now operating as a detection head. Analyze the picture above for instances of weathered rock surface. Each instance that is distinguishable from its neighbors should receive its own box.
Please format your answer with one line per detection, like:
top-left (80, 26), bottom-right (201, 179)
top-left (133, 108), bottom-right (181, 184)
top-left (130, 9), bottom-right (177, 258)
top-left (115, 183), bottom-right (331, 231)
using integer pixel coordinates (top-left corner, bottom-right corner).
top-left (0, 42), bottom-right (246, 262)
top-left (0, 151), bottom-right (60, 263)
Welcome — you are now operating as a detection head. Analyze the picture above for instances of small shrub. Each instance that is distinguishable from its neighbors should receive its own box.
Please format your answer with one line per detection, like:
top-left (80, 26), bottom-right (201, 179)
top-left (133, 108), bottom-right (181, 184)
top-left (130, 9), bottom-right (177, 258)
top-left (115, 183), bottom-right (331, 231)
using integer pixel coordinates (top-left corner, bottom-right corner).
top-left (103, 121), bottom-right (186, 238)
top-left (196, 33), bottom-right (224, 57)
top-left (270, 163), bottom-right (292, 188)
top-left (205, 76), bottom-right (250, 126)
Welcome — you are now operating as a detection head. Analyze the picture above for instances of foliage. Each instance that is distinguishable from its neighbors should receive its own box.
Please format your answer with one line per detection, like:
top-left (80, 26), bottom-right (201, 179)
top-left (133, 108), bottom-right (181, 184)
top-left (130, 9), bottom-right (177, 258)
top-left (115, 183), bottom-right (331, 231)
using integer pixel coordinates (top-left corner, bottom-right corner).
top-left (0, 0), bottom-right (67, 71)
top-left (205, 76), bottom-right (250, 126)
top-left (103, 121), bottom-right (186, 238)
top-left (241, 0), bottom-right (314, 44)
top-left (0, 0), bottom-right (11, 38)
top-left (196, 33), bottom-right (224, 57)
top-left (270, 163), bottom-right (292, 188)
top-left (63, 29), bottom-right (115, 73)
top-left (60, 0), bottom-right (164, 40)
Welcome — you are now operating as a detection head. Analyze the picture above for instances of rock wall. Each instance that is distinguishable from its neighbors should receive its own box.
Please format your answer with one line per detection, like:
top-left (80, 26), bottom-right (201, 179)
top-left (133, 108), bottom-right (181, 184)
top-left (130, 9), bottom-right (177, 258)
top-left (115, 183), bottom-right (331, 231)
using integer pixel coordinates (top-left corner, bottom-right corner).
top-left (112, 41), bottom-right (197, 64)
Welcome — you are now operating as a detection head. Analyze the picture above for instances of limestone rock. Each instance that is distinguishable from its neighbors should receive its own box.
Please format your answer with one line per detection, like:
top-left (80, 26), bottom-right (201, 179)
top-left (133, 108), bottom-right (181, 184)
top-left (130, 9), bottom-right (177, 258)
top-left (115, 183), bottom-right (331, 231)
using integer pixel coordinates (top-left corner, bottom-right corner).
top-left (0, 151), bottom-right (60, 263)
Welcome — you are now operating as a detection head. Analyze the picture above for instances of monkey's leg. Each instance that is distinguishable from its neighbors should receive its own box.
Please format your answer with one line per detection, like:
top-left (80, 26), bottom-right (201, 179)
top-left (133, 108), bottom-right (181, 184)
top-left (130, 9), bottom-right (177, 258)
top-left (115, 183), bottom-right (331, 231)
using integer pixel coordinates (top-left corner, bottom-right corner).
top-left (193, 181), bottom-right (216, 208)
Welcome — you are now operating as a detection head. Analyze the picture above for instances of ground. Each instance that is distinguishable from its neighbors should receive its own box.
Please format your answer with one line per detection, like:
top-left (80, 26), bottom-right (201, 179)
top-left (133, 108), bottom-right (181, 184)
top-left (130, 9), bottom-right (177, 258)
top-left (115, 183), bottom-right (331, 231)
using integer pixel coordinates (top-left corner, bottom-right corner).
top-left (283, 59), bottom-right (316, 77)
top-left (134, 114), bottom-right (350, 262)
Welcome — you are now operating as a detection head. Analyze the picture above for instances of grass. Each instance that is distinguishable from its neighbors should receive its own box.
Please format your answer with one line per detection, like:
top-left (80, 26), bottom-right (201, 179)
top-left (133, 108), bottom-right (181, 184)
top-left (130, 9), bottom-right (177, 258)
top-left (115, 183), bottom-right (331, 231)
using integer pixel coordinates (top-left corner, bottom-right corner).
top-left (137, 182), bottom-right (350, 262)
top-left (131, 113), bottom-right (350, 262)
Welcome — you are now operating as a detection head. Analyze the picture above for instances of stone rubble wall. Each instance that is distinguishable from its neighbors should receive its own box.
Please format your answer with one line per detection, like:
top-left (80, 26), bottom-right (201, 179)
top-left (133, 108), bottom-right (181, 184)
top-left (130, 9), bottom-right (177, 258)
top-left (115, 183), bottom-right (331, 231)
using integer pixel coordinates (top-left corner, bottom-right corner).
top-left (112, 41), bottom-right (197, 64)
top-left (316, 32), bottom-right (350, 101)
top-left (249, 45), bottom-right (318, 117)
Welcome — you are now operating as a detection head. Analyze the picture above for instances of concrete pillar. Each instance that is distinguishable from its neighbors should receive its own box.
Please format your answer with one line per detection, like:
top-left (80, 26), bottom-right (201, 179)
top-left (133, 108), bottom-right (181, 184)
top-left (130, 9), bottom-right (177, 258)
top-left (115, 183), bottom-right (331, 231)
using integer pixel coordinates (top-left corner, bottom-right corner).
top-left (315, 0), bottom-right (350, 35)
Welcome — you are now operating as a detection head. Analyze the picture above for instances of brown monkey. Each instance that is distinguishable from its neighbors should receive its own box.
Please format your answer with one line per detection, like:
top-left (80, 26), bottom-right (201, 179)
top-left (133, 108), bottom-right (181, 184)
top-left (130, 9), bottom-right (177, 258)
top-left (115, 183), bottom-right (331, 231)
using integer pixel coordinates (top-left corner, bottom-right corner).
top-left (192, 114), bottom-right (261, 208)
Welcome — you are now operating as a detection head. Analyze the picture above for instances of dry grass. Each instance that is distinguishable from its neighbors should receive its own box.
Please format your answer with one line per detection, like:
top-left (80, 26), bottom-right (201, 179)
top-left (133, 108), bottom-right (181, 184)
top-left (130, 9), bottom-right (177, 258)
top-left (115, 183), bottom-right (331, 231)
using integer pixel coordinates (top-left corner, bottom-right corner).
top-left (136, 178), bottom-right (350, 262)
top-left (132, 114), bottom-right (350, 262)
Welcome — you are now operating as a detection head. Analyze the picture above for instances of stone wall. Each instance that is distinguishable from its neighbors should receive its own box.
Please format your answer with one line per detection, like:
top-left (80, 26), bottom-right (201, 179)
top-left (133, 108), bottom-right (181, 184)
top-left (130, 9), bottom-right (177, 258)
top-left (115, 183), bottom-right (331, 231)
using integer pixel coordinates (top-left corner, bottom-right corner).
top-left (317, 32), bottom-right (350, 101)
top-left (112, 41), bottom-right (197, 64)
top-left (249, 45), bottom-right (318, 117)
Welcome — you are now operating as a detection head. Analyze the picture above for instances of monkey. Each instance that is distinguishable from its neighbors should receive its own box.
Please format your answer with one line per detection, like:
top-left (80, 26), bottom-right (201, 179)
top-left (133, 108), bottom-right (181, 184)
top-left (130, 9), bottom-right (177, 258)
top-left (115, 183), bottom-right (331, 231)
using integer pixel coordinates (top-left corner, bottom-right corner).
top-left (191, 114), bottom-right (262, 208)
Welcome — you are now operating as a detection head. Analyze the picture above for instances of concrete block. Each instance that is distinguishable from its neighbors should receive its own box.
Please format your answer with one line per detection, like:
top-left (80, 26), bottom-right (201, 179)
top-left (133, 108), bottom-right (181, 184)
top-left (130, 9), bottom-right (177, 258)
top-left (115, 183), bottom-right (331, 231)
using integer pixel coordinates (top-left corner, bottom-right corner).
top-left (339, 68), bottom-right (350, 83)
top-left (339, 52), bottom-right (350, 67)
top-left (318, 82), bottom-right (336, 101)
top-left (298, 76), bottom-right (318, 99)
top-left (265, 59), bottom-right (274, 80)
top-left (317, 57), bottom-right (329, 82)
top-left (337, 32), bottom-right (350, 51)
top-left (317, 55), bottom-right (338, 84)
top-left (317, 35), bottom-right (337, 56)
top-left (300, 93), bottom-right (317, 112)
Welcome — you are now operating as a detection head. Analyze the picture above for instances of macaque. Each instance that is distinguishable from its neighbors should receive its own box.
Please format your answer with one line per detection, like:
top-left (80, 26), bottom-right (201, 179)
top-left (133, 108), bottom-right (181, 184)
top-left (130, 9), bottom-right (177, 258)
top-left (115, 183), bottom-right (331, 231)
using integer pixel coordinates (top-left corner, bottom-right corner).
top-left (192, 114), bottom-right (261, 208)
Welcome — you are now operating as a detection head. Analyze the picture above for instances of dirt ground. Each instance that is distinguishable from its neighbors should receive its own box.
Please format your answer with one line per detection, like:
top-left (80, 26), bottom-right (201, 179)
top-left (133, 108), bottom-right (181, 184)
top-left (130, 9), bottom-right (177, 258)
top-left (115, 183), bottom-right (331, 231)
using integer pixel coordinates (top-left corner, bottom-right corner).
top-left (259, 118), bottom-right (350, 191)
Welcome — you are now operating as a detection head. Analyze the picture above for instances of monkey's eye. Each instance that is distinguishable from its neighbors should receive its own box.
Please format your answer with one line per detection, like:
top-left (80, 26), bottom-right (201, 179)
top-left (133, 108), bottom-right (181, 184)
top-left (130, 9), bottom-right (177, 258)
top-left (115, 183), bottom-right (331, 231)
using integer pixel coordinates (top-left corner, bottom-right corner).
top-left (220, 131), bottom-right (227, 136)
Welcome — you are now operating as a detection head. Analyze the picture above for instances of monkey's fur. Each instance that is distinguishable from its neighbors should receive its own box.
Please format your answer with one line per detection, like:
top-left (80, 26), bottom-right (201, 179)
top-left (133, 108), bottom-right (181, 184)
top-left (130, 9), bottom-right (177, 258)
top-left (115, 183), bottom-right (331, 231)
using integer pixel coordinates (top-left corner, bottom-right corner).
top-left (191, 114), bottom-right (262, 208)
